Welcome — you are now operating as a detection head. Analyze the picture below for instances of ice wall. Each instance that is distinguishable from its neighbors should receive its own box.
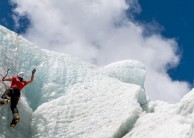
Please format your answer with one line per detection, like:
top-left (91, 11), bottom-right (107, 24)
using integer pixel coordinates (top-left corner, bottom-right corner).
top-left (0, 25), bottom-right (101, 109)
top-left (0, 25), bottom-right (147, 137)
top-left (0, 25), bottom-right (146, 110)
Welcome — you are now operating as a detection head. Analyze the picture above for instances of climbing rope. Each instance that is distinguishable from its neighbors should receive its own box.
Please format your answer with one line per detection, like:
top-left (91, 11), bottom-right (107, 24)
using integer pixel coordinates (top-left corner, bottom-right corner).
top-left (14, 34), bottom-right (20, 74)
top-left (0, 33), bottom-right (20, 90)
top-left (1, 34), bottom-right (19, 73)
top-left (4, 33), bottom-right (20, 75)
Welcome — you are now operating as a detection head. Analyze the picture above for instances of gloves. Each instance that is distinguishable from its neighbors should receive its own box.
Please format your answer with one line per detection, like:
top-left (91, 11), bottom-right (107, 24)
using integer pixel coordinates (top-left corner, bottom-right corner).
top-left (2, 77), bottom-right (5, 81)
top-left (32, 69), bottom-right (36, 74)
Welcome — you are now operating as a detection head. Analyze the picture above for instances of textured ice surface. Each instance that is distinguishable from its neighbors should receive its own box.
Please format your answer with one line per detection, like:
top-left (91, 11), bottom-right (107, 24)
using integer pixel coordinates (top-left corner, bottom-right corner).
top-left (1, 25), bottom-right (194, 138)
top-left (123, 90), bottom-right (194, 138)
top-left (31, 79), bottom-right (146, 138)
top-left (99, 60), bottom-right (145, 87)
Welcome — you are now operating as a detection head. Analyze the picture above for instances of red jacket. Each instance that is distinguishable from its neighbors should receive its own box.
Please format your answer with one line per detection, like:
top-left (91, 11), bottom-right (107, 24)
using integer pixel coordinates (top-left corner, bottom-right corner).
top-left (10, 76), bottom-right (29, 91)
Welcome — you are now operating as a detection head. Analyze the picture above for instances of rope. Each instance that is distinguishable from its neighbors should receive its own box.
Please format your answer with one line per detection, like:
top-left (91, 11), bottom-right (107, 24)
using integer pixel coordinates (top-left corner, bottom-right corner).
top-left (1, 36), bottom-right (16, 71)
top-left (14, 34), bottom-right (20, 74)
top-left (4, 33), bottom-right (20, 75)
top-left (0, 37), bottom-right (14, 91)
top-left (0, 33), bottom-right (20, 85)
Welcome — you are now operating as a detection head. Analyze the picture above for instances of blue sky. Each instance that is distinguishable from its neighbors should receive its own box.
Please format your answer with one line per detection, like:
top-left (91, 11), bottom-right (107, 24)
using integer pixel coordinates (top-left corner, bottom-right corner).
top-left (0, 0), bottom-right (29, 34)
top-left (0, 0), bottom-right (14, 30)
top-left (0, 0), bottom-right (192, 102)
top-left (134, 0), bottom-right (194, 84)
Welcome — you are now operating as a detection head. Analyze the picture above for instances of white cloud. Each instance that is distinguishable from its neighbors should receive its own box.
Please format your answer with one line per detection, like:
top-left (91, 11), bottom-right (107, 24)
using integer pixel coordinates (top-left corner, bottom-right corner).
top-left (11, 0), bottom-right (190, 103)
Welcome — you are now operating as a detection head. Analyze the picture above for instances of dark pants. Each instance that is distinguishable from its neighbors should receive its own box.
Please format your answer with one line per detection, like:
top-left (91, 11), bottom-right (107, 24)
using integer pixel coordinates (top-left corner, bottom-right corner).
top-left (1, 88), bottom-right (20, 115)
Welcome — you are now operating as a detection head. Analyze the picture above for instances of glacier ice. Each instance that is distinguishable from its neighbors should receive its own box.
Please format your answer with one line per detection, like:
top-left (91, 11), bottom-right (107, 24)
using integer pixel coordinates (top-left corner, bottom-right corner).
top-left (123, 90), bottom-right (194, 138)
top-left (31, 79), bottom-right (146, 138)
top-left (99, 60), bottom-right (145, 88)
top-left (0, 25), bottom-right (194, 138)
top-left (0, 25), bottom-right (146, 137)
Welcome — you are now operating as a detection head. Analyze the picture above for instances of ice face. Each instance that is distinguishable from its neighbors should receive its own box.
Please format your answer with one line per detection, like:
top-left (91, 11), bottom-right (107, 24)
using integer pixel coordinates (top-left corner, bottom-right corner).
top-left (0, 25), bottom-right (147, 137)
top-left (0, 25), bottom-right (146, 110)
top-left (0, 25), bottom-right (99, 110)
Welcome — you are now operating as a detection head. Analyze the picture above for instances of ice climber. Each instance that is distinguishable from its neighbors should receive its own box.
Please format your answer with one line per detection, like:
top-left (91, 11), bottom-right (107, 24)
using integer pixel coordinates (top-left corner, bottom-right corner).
top-left (0, 69), bottom-right (36, 127)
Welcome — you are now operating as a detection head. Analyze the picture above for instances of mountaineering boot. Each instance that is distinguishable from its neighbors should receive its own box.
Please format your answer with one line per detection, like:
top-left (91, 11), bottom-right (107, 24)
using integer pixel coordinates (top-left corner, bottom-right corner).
top-left (0, 99), bottom-right (10, 106)
top-left (3, 99), bottom-right (10, 104)
top-left (10, 113), bottom-right (20, 128)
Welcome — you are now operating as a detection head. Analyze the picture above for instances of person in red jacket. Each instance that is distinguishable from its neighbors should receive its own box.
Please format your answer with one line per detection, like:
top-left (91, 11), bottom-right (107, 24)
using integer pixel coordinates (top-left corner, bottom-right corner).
top-left (0, 69), bottom-right (36, 127)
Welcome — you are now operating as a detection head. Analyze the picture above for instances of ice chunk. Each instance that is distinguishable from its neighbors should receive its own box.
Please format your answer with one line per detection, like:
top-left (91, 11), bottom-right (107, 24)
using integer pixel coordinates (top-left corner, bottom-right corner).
top-left (99, 60), bottom-right (145, 87)
top-left (124, 112), bottom-right (191, 138)
top-left (124, 90), bottom-right (194, 138)
top-left (31, 78), bottom-right (147, 138)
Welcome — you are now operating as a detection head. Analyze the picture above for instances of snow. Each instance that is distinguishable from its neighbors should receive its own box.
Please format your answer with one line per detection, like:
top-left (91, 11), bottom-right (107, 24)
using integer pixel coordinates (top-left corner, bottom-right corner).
top-left (0, 25), bottom-right (193, 138)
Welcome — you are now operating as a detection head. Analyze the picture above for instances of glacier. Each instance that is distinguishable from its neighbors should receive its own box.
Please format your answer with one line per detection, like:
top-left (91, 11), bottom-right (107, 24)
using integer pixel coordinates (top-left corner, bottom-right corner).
top-left (0, 25), bottom-right (193, 138)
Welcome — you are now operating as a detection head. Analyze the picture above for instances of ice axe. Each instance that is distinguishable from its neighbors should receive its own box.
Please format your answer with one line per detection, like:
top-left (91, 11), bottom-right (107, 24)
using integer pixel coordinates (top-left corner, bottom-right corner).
top-left (2, 69), bottom-right (10, 80)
